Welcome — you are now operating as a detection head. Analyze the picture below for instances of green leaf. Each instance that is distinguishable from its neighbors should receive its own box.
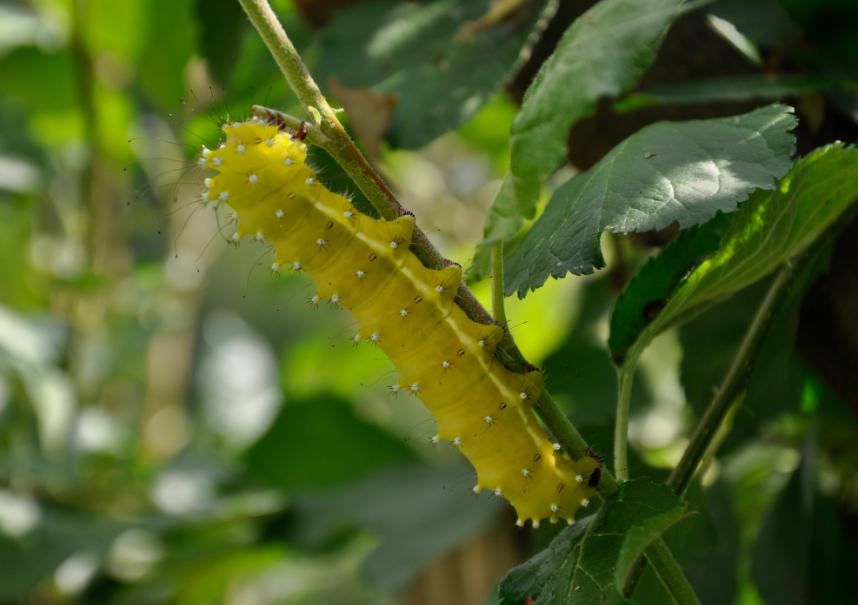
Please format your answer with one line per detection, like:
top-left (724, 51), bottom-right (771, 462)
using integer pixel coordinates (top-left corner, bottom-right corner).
top-left (611, 143), bottom-right (858, 366)
top-left (506, 104), bottom-right (798, 297)
top-left (0, 508), bottom-right (127, 599)
top-left (0, 47), bottom-right (82, 145)
top-left (673, 480), bottom-right (740, 605)
top-left (313, 0), bottom-right (550, 148)
top-left (243, 393), bottom-right (416, 490)
top-left (609, 215), bottom-right (732, 363)
top-left (137, 0), bottom-right (196, 113)
top-left (509, 0), bottom-right (683, 209)
top-left (615, 74), bottom-right (839, 113)
top-left (292, 464), bottom-right (503, 592)
top-left (86, 0), bottom-right (146, 64)
top-left (750, 451), bottom-right (815, 605)
top-left (499, 479), bottom-right (686, 604)
top-left (194, 0), bottom-right (246, 88)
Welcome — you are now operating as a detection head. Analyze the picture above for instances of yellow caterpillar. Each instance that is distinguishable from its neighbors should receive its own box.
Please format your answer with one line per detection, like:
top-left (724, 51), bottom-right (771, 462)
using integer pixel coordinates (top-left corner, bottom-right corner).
top-left (199, 119), bottom-right (598, 527)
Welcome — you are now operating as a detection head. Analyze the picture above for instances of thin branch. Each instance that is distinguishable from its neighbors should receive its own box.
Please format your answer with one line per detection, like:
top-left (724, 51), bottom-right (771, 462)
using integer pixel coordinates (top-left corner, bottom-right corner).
top-left (622, 262), bottom-right (798, 597)
top-left (614, 363), bottom-right (634, 482)
top-left (667, 265), bottom-right (794, 494)
top-left (645, 539), bottom-right (703, 605)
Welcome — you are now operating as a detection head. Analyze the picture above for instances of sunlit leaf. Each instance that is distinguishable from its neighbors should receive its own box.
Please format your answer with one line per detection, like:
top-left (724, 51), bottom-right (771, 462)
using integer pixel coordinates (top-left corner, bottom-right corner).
top-left (610, 143), bottom-right (858, 365)
top-left (506, 104), bottom-right (797, 297)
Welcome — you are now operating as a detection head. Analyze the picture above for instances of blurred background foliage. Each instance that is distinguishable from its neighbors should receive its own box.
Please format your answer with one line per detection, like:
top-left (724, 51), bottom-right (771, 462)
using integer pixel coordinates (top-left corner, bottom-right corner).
top-left (0, 0), bottom-right (856, 604)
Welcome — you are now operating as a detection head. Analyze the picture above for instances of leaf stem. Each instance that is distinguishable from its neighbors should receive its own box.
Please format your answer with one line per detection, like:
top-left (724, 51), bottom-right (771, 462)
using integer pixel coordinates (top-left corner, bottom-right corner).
top-left (622, 262), bottom-right (797, 597)
top-left (614, 362), bottom-right (635, 482)
top-left (645, 540), bottom-right (703, 605)
top-left (667, 264), bottom-right (794, 494)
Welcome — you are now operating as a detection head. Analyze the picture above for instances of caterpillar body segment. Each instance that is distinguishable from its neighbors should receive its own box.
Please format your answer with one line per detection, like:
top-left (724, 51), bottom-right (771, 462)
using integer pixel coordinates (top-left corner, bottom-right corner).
top-left (200, 119), bottom-right (599, 526)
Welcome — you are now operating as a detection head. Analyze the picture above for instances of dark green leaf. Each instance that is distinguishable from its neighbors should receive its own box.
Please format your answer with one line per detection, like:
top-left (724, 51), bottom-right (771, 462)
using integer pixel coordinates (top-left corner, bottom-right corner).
top-left (85, 0), bottom-right (147, 64)
top-left (244, 393), bottom-right (416, 490)
top-left (750, 452), bottom-right (815, 605)
top-left (499, 479), bottom-right (686, 604)
top-left (611, 143), bottom-right (858, 367)
top-left (676, 481), bottom-right (740, 605)
top-left (292, 464), bottom-right (503, 592)
top-left (0, 47), bottom-right (81, 144)
top-left (609, 215), bottom-right (731, 363)
top-left (194, 0), bottom-right (246, 88)
top-left (708, 0), bottom-right (802, 47)
top-left (615, 74), bottom-right (839, 113)
top-left (0, 508), bottom-right (127, 599)
top-left (507, 104), bottom-right (797, 297)
top-left (509, 0), bottom-right (683, 209)
top-left (313, 0), bottom-right (550, 148)
top-left (138, 0), bottom-right (197, 113)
